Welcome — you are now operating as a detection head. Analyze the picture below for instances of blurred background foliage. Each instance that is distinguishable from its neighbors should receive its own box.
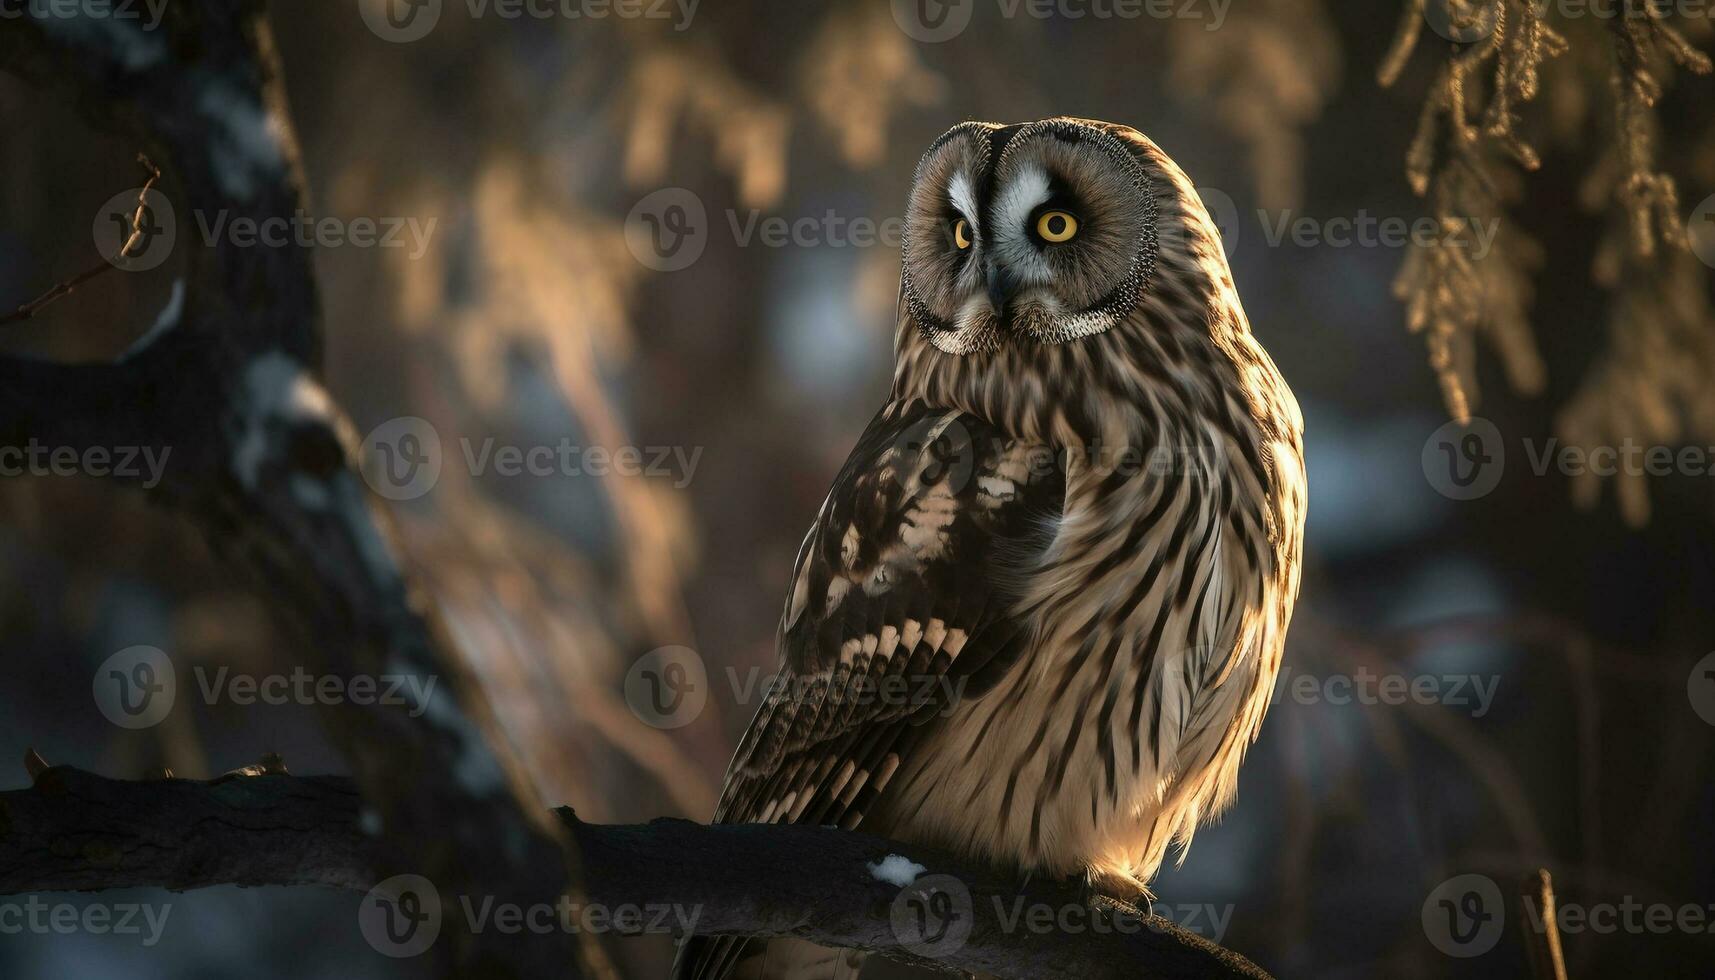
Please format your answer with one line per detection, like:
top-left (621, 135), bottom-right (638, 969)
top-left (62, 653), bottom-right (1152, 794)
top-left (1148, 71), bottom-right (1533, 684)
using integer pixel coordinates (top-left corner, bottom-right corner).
top-left (2, 0), bottom-right (1714, 977)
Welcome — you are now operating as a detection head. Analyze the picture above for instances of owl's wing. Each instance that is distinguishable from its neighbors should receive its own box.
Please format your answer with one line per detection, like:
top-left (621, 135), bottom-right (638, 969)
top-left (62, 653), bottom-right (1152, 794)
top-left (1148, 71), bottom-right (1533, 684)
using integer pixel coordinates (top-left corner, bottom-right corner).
top-left (674, 399), bottom-right (1064, 980)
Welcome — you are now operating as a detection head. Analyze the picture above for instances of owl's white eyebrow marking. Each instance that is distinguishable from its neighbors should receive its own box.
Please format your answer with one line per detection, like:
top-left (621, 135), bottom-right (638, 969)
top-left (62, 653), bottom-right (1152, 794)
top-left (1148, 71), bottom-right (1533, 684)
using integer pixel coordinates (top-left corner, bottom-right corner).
top-left (990, 163), bottom-right (1057, 284)
top-left (993, 163), bottom-right (1052, 235)
top-left (949, 171), bottom-right (980, 226)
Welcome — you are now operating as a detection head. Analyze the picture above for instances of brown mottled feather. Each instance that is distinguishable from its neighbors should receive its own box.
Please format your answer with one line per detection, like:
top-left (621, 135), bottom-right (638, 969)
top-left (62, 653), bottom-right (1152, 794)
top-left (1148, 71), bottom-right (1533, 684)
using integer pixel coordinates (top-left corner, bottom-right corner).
top-left (673, 400), bottom-right (1064, 980)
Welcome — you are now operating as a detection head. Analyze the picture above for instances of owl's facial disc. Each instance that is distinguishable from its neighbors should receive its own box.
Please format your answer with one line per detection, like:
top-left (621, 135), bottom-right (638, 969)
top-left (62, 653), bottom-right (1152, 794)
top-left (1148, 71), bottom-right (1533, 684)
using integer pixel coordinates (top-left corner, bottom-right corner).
top-left (902, 119), bottom-right (1158, 354)
top-left (902, 122), bottom-right (1001, 354)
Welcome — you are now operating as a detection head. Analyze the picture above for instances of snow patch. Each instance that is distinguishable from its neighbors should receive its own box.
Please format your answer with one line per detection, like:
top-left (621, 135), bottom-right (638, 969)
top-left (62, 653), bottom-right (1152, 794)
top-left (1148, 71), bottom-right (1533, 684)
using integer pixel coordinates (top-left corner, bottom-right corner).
top-left (289, 473), bottom-right (331, 511)
top-left (338, 478), bottom-right (407, 590)
top-left (232, 351), bottom-right (334, 489)
top-left (415, 681), bottom-right (509, 797)
top-left (122, 278), bottom-right (184, 361)
top-left (867, 854), bottom-right (927, 888)
top-left (198, 82), bottom-right (287, 200)
top-left (37, 8), bottom-right (166, 72)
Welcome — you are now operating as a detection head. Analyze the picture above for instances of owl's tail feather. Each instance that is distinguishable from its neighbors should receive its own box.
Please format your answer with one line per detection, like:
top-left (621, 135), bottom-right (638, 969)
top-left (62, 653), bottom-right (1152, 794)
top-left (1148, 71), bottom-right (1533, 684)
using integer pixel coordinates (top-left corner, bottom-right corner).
top-left (670, 937), bottom-right (864, 980)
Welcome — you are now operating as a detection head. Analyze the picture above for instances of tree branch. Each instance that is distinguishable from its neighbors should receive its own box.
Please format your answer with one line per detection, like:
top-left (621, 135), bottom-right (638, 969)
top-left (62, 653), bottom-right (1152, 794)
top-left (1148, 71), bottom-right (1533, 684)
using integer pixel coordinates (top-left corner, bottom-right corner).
top-left (0, 154), bottom-right (162, 326)
top-left (0, 764), bottom-right (371, 893)
top-left (0, 766), bottom-right (1272, 980)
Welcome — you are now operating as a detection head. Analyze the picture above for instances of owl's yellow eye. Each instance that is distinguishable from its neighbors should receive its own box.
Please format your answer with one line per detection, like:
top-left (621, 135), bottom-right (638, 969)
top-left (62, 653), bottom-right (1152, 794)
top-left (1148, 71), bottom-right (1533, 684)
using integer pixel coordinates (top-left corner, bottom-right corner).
top-left (1036, 210), bottom-right (1079, 243)
top-left (953, 218), bottom-right (972, 250)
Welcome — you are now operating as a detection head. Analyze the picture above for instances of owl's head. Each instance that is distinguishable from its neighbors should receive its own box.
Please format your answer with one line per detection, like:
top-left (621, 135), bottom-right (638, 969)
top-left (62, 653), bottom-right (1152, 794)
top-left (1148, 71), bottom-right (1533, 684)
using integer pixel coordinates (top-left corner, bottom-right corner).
top-left (899, 117), bottom-right (1220, 358)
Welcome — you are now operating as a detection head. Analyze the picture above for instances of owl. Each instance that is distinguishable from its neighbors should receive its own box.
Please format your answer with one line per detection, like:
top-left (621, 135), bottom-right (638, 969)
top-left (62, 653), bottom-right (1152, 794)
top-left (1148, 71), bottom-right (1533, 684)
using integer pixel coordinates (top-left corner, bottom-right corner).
top-left (673, 117), bottom-right (1305, 980)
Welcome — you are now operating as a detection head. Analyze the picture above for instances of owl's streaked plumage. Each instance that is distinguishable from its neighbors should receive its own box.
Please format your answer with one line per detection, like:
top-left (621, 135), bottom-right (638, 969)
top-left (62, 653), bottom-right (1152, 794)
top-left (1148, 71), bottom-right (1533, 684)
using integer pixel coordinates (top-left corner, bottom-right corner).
top-left (674, 117), bottom-right (1305, 980)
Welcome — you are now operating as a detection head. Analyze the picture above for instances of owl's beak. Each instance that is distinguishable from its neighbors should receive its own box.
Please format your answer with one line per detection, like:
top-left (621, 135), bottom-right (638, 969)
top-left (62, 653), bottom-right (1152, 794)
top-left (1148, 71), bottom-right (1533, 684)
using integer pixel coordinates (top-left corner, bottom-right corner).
top-left (985, 262), bottom-right (1020, 318)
